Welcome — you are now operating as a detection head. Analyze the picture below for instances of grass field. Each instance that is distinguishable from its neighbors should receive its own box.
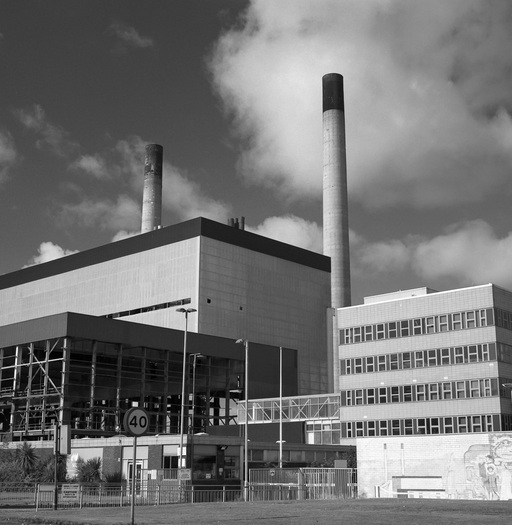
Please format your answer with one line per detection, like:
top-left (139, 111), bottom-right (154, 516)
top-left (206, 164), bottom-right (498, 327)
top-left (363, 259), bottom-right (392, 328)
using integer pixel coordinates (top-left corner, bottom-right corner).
top-left (2, 498), bottom-right (512, 525)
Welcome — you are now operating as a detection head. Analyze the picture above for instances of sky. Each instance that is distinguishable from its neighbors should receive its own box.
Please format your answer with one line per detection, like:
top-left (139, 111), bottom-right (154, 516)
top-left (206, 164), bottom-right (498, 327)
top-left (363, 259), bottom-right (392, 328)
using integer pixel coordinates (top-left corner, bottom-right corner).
top-left (1, 0), bottom-right (512, 304)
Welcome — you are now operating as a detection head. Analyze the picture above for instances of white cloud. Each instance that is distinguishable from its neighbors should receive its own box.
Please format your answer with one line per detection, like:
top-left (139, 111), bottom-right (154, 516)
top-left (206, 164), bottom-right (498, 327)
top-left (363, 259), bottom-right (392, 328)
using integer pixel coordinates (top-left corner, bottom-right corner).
top-left (162, 165), bottom-right (232, 223)
top-left (109, 21), bottom-right (154, 50)
top-left (351, 219), bottom-right (512, 291)
top-left (209, 0), bottom-right (512, 209)
top-left (248, 215), bottom-right (322, 252)
top-left (413, 220), bottom-right (512, 287)
top-left (60, 194), bottom-right (141, 232)
top-left (24, 242), bottom-right (78, 267)
top-left (0, 130), bottom-right (17, 183)
top-left (70, 154), bottom-right (108, 179)
top-left (15, 104), bottom-right (78, 157)
top-left (111, 230), bottom-right (139, 242)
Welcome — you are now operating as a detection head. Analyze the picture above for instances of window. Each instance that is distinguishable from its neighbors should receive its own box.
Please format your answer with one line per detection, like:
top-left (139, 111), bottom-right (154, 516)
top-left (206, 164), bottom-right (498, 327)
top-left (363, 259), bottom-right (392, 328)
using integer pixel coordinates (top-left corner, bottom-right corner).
top-left (391, 420), bottom-right (400, 435)
top-left (402, 352), bottom-right (411, 369)
top-left (354, 358), bottom-right (363, 374)
top-left (468, 345), bottom-right (478, 363)
top-left (416, 384), bottom-right (426, 401)
top-left (346, 391), bottom-right (353, 406)
top-left (471, 415), bottom-right (482, 433)
top-left (431, 417), bottom-right (440, 434)
top-left (367, 421), bottom-right (377, 436)
top-left (367, 388), bottom-right (376, 405)
top-left (429, 383), bottom-right (439, 401)
top-left (404, 419), bottom-right (413, 435)
top-left (355, 389), bottom-right (364, 405)
top-left (454, 347), bottom-right (464, 364)
top-left (444, 417), bottom-right (454, 434)
top-left (470, 380), bottom-right (480, 398)
top-left (376, 324), bottom-right (386, 340)
top-left (356, 421), bottom-right (364, 437)
top-left (480, 344), bottom-right (490, 362)
top-left (346, 422), bottom-right (354, 438)
top-left (452, 313), bottom-right (462, 330)
top-left (438, 315), bottom-right (449, 332)
top-left (426, 316), bottom-right (436, 334)
top-left (428, 349), bottom-right (438, 367)
top-left (400, 320), bottom-right (410, 337)
top-left (456, 381), bottom-right (465, 399)
top-left (379, 387), bottom-right (387, 404)
top-left (440, 348), bottom-right (451, 365)
top-left (391, 386), bottom-right (400, 403)
top-left (485, 415), bottom-right (493, 431)
top-left (388, 322), bottom-right (397, 339)
top-left (479, 309), bottom-right (489, 327)
top-left (413, 318), bottom-right (423, 335)
top-left (466, 311), bottom-right (476, 329)
top-left (364, 325), bottom-right (374, 341)
top-left (480, 379), bottom-right (492, 397)
top-left (343, 359), bottom-right (351, 375)
top-left (503, 310), bottom-right (510, 330)
top-left (353, 326), bottom-right (362, 343)
top-left (365, 356), bottom-right (375, 373)
top-left (442, 382), bottom-right (452, 400)
top-left (379, 420), bottom-right (388, 436)
top-left (403, 385), bottom-right (412, 402)
top-left (344, 328), bottom-right (353, 345)
top-left (390, 354), bottom-right (399, 370)
top-left (457, 416), bottom-right (468, 433)
top-left (378, 355), bottom-right (387, 371)
top-left (415, 351), bottom-right (424, 368)
top-left (417, 418), bottom-right (427, 434)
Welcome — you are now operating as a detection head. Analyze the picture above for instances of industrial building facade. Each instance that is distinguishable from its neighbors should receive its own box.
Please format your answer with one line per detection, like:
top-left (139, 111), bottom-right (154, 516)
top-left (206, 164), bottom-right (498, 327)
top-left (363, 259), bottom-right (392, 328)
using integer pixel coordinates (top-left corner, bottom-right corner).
top-left (0, 216), bottom-right (339, 481)
top-left (335, 285), bottom-right (512, 440)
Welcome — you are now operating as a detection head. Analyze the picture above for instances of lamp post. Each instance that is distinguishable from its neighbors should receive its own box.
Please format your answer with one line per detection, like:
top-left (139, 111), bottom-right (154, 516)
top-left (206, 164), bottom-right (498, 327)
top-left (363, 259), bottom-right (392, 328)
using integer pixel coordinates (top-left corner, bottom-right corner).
top-left (189, 353), bottom-right (203, 477)
top-left (177, 307), bottom-right (196, 480)
top-left (236, 338), bottom-right (249, 502)
top-left (279, 346), bottom-right (283, 469)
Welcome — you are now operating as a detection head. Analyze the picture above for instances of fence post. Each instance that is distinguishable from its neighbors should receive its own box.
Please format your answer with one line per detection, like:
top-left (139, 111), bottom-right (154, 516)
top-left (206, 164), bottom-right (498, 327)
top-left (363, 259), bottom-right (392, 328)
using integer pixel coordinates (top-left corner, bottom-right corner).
top-left (223, 485), bottom-right (226, 502)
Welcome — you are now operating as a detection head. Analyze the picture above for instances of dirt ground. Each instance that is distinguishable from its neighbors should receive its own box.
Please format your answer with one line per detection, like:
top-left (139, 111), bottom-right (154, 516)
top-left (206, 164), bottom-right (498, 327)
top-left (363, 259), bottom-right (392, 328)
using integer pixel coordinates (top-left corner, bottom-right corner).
top-left (2, 498), bottom-right (512, 525)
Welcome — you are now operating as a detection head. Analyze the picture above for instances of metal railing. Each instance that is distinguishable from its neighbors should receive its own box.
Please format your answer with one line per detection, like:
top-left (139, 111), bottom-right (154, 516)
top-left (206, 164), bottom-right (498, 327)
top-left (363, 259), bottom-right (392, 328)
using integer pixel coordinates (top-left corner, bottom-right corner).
top-left (0, 469), bottom-right (357, 509)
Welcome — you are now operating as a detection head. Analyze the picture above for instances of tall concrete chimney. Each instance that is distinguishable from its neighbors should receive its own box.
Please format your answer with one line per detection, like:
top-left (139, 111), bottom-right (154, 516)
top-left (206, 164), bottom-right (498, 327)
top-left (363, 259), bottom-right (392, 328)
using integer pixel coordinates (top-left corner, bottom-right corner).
top-left (323, 73), bottom-right (351, 308)
top-left (141, 144), bottom-right (163, 233)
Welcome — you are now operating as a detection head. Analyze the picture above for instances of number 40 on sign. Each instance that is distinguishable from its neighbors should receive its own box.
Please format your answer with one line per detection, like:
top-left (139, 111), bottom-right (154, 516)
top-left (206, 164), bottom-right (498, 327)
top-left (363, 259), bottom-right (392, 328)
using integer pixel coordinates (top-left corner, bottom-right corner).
top-left (123, 407), bottom-right (150, 437)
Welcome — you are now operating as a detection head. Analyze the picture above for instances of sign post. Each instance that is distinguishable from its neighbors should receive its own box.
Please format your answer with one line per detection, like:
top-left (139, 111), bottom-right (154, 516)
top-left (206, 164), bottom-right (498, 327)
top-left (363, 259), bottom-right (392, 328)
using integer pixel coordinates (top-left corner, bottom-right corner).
top-left (123, 407), bottom-right (149, 525)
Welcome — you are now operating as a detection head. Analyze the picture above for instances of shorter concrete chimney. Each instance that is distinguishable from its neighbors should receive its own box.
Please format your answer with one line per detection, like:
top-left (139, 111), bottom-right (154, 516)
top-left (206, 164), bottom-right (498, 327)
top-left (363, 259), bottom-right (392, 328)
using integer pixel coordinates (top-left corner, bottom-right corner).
top-left (141, 144), bottom-right (163, 233)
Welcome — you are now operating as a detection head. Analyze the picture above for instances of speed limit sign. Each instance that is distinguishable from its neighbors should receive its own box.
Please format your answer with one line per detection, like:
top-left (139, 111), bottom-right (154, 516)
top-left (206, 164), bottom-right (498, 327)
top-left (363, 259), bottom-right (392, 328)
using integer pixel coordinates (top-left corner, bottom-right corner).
top-left (123, 407), bottom-right (150, 437)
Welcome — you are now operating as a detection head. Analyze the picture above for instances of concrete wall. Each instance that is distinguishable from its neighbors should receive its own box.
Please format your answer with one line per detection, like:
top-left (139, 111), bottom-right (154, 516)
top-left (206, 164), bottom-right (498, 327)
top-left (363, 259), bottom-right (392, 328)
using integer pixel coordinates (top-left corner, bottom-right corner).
top-left (199, 237), bottom-right (330, 394)
top-left (357, 433), bottom-right (512, 500)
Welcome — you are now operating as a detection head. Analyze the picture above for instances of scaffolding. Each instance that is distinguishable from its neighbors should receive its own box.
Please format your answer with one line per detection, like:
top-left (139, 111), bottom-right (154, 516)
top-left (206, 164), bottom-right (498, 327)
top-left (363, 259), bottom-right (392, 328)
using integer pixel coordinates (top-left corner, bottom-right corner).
top-left (0, 335), bottom-right (244, 441)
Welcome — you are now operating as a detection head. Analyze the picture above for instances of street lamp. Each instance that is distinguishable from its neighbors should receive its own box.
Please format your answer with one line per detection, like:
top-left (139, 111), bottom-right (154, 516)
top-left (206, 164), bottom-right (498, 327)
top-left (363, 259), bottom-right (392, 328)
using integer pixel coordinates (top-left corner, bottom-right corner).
top-left (177, 307), bottom-right (197, 479)
top-left (236, 338), bottom-right (249, 502)
top-left (188, 353), bottom-right (203, 477)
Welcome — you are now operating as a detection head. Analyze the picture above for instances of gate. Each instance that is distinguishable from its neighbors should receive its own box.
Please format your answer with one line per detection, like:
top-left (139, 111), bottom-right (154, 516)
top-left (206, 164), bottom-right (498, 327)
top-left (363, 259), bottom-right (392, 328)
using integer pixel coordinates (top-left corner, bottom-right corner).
top-left (249, 468), bottom-right (357, 501)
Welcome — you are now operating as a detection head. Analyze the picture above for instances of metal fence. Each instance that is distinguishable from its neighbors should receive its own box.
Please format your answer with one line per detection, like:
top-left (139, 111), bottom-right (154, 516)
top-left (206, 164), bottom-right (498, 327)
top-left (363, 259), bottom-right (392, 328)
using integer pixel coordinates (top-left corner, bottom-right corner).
top-left (250, 468), bottom-right (357, 501)
top-left (0, 469), bottom-right (356, 509)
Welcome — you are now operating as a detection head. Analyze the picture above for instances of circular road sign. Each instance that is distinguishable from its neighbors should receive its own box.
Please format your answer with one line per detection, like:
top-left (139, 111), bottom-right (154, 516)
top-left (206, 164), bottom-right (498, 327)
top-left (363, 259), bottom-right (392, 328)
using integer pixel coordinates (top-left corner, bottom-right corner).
top-left (123, 407), bottom-right (150, 437)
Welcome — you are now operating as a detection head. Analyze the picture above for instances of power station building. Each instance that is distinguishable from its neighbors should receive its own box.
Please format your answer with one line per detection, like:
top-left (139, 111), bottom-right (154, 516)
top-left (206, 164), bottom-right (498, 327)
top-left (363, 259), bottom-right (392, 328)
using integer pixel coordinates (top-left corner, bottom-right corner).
top-left (1, 72), bottom-right (512, 498)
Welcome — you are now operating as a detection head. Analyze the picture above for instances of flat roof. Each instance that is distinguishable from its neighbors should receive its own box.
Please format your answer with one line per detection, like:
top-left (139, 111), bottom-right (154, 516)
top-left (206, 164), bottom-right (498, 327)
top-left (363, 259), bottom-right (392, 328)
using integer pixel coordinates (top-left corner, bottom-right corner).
top-left (0, 312), bottom-right (298, 398)
top-left (0, 217), bottom-right (330, 291)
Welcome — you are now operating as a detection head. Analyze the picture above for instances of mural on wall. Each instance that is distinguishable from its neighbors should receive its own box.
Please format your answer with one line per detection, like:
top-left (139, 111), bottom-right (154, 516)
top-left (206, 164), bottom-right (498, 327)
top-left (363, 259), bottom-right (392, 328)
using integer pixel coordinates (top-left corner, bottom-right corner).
top-left (359, 434), bottom-right (512, 500)
top-left (464, 434), bottom-right (512, 500)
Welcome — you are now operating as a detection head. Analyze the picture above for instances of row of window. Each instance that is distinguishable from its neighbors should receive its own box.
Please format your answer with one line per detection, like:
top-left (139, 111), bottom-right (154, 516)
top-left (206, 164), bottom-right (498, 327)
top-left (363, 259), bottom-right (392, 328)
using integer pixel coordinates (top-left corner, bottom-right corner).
top-left (343, 414), bottom-right (500, 438)
top-left (340, 308), bottom-right (494, 345)
top-left (105, 297), bottom-right (191, 319)
top-left (341, 343), bottom-right (496, 375)
top-left (341, 378), bottom-right (499, 406)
